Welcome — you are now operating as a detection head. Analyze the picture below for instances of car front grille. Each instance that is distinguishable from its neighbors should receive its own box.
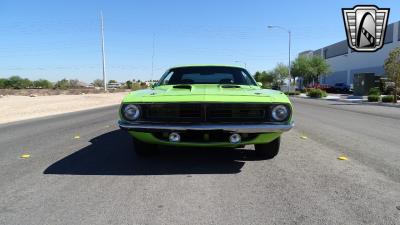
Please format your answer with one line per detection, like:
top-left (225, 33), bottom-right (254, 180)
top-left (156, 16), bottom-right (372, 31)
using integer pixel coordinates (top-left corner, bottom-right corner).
top-left (206, 104), bottom-right (266, 122)
top-left (139, 103), bottom-right (279, 123)
top-left (142, 104), bottom-right (202, 122)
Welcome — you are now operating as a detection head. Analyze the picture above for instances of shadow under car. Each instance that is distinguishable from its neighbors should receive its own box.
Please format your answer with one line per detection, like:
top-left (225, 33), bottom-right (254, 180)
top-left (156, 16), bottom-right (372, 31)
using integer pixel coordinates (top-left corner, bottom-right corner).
top-left (43, 129), bottom-right (266, 176)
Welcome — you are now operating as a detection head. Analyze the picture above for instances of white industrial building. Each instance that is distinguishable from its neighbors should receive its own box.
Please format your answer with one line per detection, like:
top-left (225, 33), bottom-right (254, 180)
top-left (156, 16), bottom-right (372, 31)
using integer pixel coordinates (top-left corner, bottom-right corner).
top-left (302, 21), bottom-right (400, 86)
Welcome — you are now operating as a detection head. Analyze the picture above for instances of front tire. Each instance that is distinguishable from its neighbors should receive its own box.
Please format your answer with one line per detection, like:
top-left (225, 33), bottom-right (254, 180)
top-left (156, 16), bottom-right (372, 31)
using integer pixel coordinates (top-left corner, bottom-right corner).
top-left (254, 137), bottom-right (280, 159)
top-left (132, 137), bottom-right (158, 156)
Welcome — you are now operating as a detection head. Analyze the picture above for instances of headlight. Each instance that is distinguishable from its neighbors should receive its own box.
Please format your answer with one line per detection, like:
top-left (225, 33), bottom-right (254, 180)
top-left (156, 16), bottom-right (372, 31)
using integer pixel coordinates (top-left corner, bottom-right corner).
top-left (271, 105), bottom-right (289, 121)
top-left (123, 104), bottom-right (141, 121)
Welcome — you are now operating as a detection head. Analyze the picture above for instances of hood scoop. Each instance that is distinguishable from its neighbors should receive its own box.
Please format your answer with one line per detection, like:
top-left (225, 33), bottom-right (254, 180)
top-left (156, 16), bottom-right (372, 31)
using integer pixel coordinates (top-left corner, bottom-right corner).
top-left (172, 85), bottom-right (192, 90)
top-left (220, 84), bottom-right (241, 88)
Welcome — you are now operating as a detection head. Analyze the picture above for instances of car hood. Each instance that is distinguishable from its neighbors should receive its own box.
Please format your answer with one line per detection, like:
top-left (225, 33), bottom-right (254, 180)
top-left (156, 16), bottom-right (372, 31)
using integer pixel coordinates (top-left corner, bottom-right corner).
top-left (122, 84), bottom-right (290, 103)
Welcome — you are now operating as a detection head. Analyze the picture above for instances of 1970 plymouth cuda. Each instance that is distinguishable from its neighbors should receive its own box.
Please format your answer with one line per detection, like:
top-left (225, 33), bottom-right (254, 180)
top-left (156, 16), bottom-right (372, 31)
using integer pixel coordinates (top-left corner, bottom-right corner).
top-left (118, 65), bottom-right (293, 158)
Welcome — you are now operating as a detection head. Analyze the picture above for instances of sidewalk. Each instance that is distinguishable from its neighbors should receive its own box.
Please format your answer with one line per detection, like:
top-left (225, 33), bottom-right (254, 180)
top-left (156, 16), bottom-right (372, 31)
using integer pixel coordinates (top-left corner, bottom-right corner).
top-left (295, 93), bottom-right (400, 108)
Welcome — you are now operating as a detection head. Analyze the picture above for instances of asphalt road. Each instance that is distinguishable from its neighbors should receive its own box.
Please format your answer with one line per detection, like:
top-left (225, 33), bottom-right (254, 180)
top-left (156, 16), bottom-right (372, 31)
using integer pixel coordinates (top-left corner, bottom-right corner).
top-left (0, 99), bottom-right (399, 225)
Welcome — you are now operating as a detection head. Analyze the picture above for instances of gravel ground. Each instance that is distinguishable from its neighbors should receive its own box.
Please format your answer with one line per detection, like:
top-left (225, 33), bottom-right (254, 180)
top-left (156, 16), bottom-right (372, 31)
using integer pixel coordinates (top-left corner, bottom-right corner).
top-left (0, 92), bottom-right (127, 124)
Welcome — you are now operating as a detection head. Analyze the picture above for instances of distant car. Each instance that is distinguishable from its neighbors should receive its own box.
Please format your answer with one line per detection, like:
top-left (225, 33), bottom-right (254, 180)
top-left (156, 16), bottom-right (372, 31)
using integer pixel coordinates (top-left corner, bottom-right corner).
top-left (118, 65), bottom-right (294, 159)
top-left (307, 83), bottom-right (331, 91)
top-left (333, 83), bottom-right (350, 93)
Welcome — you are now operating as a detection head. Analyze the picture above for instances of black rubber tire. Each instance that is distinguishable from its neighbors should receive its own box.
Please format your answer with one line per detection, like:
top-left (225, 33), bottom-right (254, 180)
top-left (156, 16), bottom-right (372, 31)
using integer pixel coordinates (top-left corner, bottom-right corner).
top-left (254, 137), bottom-right (280, 159)
top-left (132, 137), bottom-right (158, 156)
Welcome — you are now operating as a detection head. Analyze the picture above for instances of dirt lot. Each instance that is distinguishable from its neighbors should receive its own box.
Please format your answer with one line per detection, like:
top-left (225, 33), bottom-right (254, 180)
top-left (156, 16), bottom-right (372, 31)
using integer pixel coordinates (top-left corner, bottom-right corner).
top-left (0, 88), bottom-right (127, 96)
top-left (0, 92), bottom-right (128, 124)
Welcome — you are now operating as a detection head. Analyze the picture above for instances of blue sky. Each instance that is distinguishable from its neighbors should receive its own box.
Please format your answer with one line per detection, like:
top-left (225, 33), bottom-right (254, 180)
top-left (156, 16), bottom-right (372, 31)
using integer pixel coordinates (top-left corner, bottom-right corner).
top-left (0, 0), bottom-right (398, 83)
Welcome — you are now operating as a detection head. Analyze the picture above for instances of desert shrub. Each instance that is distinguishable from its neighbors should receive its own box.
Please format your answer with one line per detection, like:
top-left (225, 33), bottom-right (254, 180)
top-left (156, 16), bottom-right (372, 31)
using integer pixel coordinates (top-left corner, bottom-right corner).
top-left (307, 88), bottom-right (327, 98)
top-left (368, 95), bottom-right (380, 102)
top-left (93, 79), bottom-right (104, 87)
top-left (368, 87), bottom-right (381, 96)
top-left (382, 95), bottom-right (394, 102)
top-left (55, 79), bottom-right (70, 90)
top-left (69, 79), bottom-right (80, 88)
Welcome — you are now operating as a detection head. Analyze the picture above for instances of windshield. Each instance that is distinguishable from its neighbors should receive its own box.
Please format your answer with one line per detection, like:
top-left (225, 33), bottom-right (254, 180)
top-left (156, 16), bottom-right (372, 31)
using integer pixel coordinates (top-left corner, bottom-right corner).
top-left (158, 66), bottom-right (256, 86)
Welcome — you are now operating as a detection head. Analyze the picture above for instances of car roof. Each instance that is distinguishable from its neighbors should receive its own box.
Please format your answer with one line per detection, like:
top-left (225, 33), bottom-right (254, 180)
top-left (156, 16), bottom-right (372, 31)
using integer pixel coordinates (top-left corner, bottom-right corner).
top-left (169, 64), bottom-right (245, 70)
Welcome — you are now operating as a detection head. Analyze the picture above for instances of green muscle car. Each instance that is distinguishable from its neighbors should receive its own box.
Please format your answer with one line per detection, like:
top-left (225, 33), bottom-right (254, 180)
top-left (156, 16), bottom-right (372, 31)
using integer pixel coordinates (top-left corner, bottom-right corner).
top-left (118, 65), bottom-right (293, 158)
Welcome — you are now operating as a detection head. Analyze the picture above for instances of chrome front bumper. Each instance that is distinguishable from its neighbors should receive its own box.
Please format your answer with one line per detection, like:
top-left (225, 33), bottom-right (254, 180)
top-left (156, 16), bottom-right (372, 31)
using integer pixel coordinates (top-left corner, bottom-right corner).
top-left (118, 120), bottom-right (294, 133)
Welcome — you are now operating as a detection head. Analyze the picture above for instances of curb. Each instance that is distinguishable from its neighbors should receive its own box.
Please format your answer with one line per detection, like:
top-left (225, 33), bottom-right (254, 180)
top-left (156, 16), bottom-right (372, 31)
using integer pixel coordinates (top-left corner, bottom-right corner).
top-left (292, 96), bottom-right (400, 108)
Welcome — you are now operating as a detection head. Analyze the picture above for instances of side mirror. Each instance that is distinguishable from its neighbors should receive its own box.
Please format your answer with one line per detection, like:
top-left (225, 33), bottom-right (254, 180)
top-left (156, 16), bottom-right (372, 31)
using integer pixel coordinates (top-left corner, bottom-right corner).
top-left (256, 82), bottom-right (263, 87)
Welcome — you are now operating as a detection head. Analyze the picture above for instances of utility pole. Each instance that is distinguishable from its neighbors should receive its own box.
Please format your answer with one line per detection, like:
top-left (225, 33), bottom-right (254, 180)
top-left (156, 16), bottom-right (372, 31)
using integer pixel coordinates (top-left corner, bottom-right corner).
top-left (100, 11), bottom-right (107, 91)
top-left (151, 33), bottom-right (155, 81)
top-left (288, 30), bottom-right (291, 91)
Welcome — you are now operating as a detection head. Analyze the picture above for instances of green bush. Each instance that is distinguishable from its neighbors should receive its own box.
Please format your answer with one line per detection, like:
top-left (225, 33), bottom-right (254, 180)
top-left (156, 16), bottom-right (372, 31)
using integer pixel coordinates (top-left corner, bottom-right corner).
top-left (382, 95), bottom-right (394, 102)
top-left (0, 78), bottom-right (6, 89)
top-left (0, 77), bottom-right (54, 89)
top-left (307, 88), bottom-right (327, 98)
top-left (262, 84), bottom-right (272, 89)
top-left (126, 80), bottom-right (133, 89)
top-left (368, 87), bottom-right (381, 96)
top-left (285, 91), bottom-right (300, 96)
top-left (33, 79), bottom-right (53, 89)
top-left (3, 76), bottom-right (32, 89)
top-left (368, 95), bottom-right (380, 102)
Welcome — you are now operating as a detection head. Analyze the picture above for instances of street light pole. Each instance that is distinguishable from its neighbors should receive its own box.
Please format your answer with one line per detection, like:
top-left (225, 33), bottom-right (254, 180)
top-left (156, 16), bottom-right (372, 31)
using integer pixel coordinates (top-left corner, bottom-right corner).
top-left (288, 30), bottom-right (291, 91)
top-left (268, 25), bottom-right (291, 92)
top-left (100, 11), bottom-right (107, 91)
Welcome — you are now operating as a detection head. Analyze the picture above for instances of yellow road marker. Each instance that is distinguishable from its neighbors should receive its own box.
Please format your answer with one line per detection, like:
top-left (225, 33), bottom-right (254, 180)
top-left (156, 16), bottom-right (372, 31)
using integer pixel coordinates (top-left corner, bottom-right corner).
top-left (337, 155), bottom-right (348, 160)
top-left (300, 136), bottom-right (308, 140)
top-left (20, 154), bottom-right (30, 159)
top-left (73, 135), bottom-right (80, 139)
